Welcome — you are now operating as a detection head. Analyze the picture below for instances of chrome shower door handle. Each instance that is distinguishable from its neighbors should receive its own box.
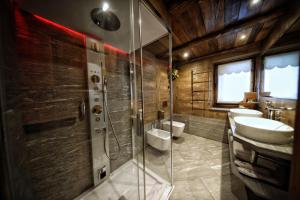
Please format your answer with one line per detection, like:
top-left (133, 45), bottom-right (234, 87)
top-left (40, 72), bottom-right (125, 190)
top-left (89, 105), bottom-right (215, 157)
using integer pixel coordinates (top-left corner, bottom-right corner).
top-left (136, 109), bottom-right (143, 136)
top-left (80, 98), bottom-right (86, 120)
top-left (137, 112), bottom-right (141, 136)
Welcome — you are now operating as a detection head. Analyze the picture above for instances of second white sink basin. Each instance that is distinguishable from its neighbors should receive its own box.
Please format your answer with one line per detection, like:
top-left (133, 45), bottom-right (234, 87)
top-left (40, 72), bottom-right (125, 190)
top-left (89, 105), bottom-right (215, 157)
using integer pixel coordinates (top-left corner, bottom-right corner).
top-left (230, 108), bottom-right (263, 118)
top-left (234, 117), bottom-right (294, 144)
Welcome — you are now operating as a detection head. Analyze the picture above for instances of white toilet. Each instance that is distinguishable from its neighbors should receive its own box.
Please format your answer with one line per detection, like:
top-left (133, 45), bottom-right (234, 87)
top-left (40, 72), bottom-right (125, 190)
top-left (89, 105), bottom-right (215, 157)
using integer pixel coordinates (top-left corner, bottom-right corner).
top-left (147, 128), bottom-right (171, 151)
top-left (162, 121), bottom-right (185, 137)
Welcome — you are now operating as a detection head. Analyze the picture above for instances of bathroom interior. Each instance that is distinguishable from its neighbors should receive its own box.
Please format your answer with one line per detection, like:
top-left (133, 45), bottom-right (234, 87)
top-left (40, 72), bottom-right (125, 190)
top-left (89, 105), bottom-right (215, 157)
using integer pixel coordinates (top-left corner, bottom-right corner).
top-left (1, 0), bottom-right (300, 200)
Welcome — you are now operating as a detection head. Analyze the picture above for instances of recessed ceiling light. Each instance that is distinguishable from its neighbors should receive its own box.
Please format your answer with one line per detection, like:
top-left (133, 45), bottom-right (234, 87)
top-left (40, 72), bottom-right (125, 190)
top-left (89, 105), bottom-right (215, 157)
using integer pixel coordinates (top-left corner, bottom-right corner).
top-left (240, 34), bottom-right (246, 40)
top-left (251, 0), bottom-right (260, 5)
top-left (183, 52), bottom-right (189, 58)
top-left (102, 2), bottom-right (109, 11)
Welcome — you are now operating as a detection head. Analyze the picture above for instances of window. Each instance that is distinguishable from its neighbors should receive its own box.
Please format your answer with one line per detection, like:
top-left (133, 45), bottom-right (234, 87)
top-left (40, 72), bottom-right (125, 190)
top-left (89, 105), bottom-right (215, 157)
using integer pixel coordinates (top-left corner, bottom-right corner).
top-left (217, 59), bottom-right (252, 104)
top-left (263, 52), bottom-right (299, 99)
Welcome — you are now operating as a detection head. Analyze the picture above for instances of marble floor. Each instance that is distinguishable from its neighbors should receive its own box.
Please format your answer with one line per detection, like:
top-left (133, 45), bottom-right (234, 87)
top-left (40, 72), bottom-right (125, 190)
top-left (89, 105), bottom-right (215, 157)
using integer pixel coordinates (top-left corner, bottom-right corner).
top-left (144, 133), bottom-right (240, 200)
top-left (171, 133), bottom-right (240, 200)
top-left (77, 133), bottom-right (240, 200)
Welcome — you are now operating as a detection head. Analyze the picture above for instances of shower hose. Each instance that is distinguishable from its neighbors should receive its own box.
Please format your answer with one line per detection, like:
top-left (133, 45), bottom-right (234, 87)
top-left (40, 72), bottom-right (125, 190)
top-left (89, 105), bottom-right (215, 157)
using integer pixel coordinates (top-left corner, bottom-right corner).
top-left (103, 79), bottom-right (121, 160)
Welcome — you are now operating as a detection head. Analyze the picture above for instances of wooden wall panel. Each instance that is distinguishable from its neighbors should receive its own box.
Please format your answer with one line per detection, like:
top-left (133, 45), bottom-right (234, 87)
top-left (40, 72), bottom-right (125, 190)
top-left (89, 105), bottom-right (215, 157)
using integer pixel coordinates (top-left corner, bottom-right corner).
top-left (0, 2), bottom-right (34, 199)
top-left (140, 51), bottom-right (170, 124)
top-left (193, 82), bottom-right (208, 92)
top-left (174, 60), bottom-right (221, 119)
top-left (174, 38), bottom-right (299, 145)
top-left (15, 10), bottom-right (93, 200)
top-left (193, 72), bottom-right (209, 82)
top-left (289, 63), bottom-right (300, 199)
top-left (193, 92), bottom-right (207, 101)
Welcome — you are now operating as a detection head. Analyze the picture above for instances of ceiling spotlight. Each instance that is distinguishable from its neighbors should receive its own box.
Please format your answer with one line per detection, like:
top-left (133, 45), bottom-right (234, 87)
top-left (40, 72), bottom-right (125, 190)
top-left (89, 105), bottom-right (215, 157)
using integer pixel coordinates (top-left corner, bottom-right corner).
top-left (102, 2), bottom-right (109, 11)
top-left (251, 0), bottom-right (260, 5)
top-left (183, 52), bottom-right (189, 58)
top-left (240, 34), bottom-right (246, 40)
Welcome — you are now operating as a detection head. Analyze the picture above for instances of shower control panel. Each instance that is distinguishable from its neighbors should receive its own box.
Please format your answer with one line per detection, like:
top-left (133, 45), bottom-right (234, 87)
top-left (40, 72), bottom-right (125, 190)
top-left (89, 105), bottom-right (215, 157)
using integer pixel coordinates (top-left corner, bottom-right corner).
top-left (86, 37), bottom-right (110, 186)
top-left (87, 63), bottom-right (106, 129)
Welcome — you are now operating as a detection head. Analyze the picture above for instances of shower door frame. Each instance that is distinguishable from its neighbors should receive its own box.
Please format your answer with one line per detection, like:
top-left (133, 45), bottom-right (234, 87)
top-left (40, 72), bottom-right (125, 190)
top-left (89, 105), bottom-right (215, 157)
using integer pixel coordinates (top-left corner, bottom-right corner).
top-left (130, 0), bottom-right (174, 199)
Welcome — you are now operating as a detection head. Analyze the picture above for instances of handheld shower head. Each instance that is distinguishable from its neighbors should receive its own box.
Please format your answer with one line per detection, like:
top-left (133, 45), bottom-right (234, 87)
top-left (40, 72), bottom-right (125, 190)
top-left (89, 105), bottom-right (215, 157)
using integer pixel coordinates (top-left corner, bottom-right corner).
top-left (103, 76), bottom-right (121, 160)
top-left (103, 77), bottom-right (108, 93)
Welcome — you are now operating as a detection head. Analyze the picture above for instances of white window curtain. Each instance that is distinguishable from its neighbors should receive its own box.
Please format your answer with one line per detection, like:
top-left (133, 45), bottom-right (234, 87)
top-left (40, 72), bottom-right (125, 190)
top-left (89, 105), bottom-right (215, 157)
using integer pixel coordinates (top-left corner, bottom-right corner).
top-left (264, 52), bottom-right (299, 69)
top-left (217, 60), bottom-right (252, 103)
top-left (263, 51), bottom-right (299, 99)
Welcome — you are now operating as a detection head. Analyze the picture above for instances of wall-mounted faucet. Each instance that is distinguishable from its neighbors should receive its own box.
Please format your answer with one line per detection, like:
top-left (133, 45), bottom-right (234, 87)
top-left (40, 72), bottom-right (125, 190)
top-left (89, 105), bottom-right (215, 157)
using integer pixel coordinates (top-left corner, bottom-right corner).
top-left (265, 100), bottom-right (283, 121)
top-left (265, 100), bottom-right (295, 121)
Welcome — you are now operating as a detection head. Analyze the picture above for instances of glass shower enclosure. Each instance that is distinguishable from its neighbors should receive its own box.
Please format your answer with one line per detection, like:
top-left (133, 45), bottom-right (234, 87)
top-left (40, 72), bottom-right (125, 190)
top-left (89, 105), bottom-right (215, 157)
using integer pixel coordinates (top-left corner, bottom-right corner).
top-left (0, 0), bottom-right (173, 199)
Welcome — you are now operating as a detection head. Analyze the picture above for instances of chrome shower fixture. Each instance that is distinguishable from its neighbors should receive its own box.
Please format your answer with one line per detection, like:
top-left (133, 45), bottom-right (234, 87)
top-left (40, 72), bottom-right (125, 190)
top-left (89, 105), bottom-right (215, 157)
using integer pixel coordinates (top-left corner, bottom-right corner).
top-left (90, 8), bottom-right (120, 31)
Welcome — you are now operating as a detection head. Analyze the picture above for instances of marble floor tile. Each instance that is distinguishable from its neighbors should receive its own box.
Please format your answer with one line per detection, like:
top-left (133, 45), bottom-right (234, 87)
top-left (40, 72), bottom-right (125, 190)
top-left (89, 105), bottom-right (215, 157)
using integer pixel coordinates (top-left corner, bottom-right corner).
top-left (201, 175), bottom-right (239, 200)
top-left (169, 179), bottom-right (214, 200)
top-left (168, 133), bottom-right (238, 200)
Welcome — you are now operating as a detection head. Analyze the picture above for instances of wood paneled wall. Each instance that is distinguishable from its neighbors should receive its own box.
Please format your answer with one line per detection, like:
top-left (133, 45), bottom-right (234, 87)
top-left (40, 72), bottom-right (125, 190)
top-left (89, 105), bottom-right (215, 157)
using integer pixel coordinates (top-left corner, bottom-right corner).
top-left (175, 44), bottom-right (299, 126)
top-left (0, 2), bottom-right (34, 199)
top-left (137, 51), bottom-right (170, 124)
top-left (15, 9), bottom-right (93, 200)
top-left (174, 39), bottom-right (299, 144)
top-left (174, 60), bottom-right (227, 120)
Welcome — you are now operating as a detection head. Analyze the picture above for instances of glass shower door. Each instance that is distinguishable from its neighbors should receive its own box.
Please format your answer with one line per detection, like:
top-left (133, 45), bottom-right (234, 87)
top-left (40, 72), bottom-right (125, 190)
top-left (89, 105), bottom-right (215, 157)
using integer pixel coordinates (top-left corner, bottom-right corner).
top-left (131, 0), bottom-right (173, 199)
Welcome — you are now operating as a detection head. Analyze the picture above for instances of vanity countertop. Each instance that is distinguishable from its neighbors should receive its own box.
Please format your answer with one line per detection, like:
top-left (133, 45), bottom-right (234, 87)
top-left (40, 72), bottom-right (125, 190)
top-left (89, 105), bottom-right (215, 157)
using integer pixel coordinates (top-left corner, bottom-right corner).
top-left (228, 113), bottom-right (293, 160)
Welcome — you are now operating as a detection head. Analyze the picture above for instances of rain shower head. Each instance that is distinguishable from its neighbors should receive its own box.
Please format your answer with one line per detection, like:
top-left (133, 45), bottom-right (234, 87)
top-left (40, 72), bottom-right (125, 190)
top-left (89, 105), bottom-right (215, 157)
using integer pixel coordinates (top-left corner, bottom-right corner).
top-left (90, 8), bottom-right (120, 31)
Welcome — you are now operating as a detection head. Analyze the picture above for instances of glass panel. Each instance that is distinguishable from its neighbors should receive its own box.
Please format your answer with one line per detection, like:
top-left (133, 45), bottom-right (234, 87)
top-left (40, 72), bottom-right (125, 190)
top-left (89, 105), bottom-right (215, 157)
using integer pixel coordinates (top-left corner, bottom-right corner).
top-left (0, 0), bottom-right (144, 199)
top-left (1, 0), bottom-right (173, 199)
top-left (130, 0), bottom-right (145, 199)
top-left (138, 1), bottom-right (173, 199)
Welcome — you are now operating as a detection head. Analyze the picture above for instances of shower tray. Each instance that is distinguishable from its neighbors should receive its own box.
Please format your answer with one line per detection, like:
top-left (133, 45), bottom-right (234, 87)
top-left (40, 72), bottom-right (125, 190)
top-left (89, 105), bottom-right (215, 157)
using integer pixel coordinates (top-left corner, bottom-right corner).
top-left (74, 160), bottom-right (173, 200)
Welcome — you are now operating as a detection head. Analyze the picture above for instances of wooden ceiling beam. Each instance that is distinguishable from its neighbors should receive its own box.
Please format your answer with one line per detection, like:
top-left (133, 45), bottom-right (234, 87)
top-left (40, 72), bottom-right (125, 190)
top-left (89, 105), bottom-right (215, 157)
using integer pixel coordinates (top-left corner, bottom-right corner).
top-left (158, 7), bottom-right (285, 58)
top-left (179, 42), bottom-right (262, 65)
top-left (179, 39), bottom-right (300, 66)
top-left (260, 1), bottom-right (300, 55)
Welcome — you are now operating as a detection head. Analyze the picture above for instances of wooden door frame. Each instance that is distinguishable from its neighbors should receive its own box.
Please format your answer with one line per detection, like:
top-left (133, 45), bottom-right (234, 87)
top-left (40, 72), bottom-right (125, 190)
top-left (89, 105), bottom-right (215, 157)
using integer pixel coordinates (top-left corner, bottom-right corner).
top-left (289, 46), bottom-right (300, 199)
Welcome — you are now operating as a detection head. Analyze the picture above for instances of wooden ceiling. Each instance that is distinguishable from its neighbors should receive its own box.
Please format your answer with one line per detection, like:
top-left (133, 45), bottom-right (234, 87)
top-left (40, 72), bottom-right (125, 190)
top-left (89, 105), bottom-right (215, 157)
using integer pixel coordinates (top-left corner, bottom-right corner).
top-left (143, 0), bottom-right (300, 64)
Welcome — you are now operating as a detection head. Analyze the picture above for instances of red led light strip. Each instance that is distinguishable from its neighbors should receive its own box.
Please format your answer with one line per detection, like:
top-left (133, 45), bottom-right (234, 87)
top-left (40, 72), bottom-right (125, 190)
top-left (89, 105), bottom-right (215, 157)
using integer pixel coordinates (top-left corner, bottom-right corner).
top-left (104, 43), bottom-right (128, 56)
top-left (33, 14), bottom-right (86, 39)
top-left (33, 14), bottom-right (128, 55)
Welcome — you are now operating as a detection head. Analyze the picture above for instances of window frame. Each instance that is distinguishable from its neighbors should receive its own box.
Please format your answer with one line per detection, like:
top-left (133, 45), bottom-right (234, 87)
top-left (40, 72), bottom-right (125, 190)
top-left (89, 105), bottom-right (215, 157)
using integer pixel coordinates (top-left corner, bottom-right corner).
top-left (214, 58), bottom-right (255, 108)
top-left (261, 51), bottom-right (300, 101)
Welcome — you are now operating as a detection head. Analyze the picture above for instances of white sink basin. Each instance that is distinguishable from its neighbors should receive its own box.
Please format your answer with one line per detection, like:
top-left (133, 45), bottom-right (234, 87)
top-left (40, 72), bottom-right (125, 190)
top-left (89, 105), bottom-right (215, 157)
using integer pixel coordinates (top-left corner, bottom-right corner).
top-left (230, 108), bottom-right (263, 118)
top-left (234, 117), bottom-right (294, 144)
